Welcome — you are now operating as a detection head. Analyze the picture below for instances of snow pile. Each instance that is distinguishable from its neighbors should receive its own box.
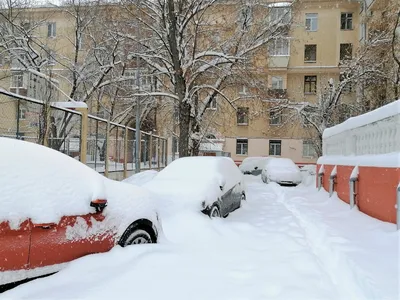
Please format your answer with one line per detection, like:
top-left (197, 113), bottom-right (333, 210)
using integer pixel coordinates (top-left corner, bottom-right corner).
top-left (281, 185), bottom-right (399, 300)
top-left (122, 170), bottom-right (158, 186)
top-left (0, 137), bottom-right (159, 236)
top-left (317, 153), bottom-right (400, 168)
top-left (323, 99), bottom-right (400, 138)
top-left (144, 157), bottom-right (243, 214)
top-left (2, 176), bottom-right (398, 300)
top-left (239, 157), bottom-right (271, 173)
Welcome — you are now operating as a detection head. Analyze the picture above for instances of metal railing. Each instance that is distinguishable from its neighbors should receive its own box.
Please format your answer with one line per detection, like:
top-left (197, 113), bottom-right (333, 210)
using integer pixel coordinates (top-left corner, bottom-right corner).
top-left (0, 90), bottom-right (168, 179)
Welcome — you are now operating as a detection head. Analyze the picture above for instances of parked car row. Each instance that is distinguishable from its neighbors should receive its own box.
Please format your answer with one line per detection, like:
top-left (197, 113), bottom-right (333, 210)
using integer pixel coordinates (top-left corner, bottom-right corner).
top-left (0, 138), bottom-right (245, 287)
top-left (240, 156), bottom-right (304, 186)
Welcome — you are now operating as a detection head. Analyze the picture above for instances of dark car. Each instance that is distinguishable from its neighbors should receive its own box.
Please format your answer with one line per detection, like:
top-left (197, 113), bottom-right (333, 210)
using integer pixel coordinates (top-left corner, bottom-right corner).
top-left (143, 156), bottom-right (246, 218)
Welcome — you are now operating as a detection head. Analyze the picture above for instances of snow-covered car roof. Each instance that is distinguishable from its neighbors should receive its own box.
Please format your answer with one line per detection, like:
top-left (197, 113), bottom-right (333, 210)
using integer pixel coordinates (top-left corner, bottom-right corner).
top-left (0, 138), bottom-right (158, 231)
top-left (239, 157), bottom-right (272, 172)
top-left (264, 158), bottom-right (299, 170)
top-left (123, 170), bottom-right (158, 186)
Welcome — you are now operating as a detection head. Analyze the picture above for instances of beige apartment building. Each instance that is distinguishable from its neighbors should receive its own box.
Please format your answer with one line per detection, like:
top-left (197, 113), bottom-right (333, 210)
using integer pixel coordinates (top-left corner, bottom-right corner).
top-left (2, 0), bottom-right (392, 166)
top-left (199, 0), bottom-right (362, 165)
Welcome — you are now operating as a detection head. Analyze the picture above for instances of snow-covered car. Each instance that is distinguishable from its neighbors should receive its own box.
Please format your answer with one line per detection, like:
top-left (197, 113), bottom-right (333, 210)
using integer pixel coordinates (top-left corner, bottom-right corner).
top-left (123, 170), bottom-right (159, 186)
top-left (261, 158), bottom-right (302, 186)
top-left (144, 156), bottom-right (245, 218)
top-left (239, 157), bottom-right (272, 176)
top-left (0, 138), bottom-right (162, 286)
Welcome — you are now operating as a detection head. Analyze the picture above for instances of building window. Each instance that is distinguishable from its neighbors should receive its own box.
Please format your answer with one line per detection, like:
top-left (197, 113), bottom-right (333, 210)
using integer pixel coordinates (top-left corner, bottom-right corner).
top-left (304, 44), bottom-right (317, 62)
top-left (340, 73), bottom-right (353, 93)
top-left (236, 139), bottom-right (248, 155)
top-left (304, 76), bottom-right (317, 94)
top-left (269, 7), bottom-right (291, 24)
top-left (340, 43), bottom-right (352, 60)
top-left (237, 107), bottom-right (249, 125)
top-left (303, 140), bottom-right (316, 157)
top-left (19, 107), bottom-right (27, 120)
top-left (206, 97), bottom-right (217, 109)
top-left (47, 22), bottom-right (56, 37)
top-left (11, 72), bottom-right (24, 88)
top-left (305, 13), bottom-right (318, 31)
top-left (239, 85), bottom-right (248, 95)
top-left (340, 13), bottom-right (353, 30)
top-left (271, 76), bottom-right (283, 89)
top-left (269, 140), bottom-right (281, 156)
top-left (269, 111), bottom-right (281, 125)
top-left (268, 38), bottom-right (289, 56)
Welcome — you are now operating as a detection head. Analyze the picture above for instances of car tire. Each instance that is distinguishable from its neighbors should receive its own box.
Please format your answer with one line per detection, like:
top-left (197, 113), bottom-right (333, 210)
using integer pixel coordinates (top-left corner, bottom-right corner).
top-left (119, 222), bottom-right (156, 246)
top-left (241, 192), bottom-right (246, 201)
top-left (209, 205), bottom-right (221, 218)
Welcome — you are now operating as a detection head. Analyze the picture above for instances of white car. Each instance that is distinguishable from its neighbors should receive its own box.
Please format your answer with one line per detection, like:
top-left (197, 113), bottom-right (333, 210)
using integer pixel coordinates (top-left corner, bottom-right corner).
top-left (239, 157), bottom-right (272, 176)
top-left (261, 158), bottom-right (302, 186)
top-left (143, 156), bottom-right (246, 218)
top-left (0, 138), bottom-right (162, 286)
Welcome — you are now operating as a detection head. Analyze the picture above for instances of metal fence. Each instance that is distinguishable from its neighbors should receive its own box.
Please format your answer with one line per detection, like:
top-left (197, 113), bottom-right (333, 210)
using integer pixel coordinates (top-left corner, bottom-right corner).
top-left (0, 90), bottom-right (168, 179)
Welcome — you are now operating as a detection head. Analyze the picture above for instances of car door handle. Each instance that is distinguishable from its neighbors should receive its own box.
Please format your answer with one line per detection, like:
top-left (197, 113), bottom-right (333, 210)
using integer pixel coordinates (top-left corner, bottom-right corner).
top-left (33, 223), bottom-right (57, 229)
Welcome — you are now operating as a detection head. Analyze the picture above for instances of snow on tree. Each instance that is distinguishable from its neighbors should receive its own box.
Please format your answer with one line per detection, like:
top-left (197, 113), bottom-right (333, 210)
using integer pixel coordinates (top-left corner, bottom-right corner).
top-left (119, 0), bottom-right (295, 157)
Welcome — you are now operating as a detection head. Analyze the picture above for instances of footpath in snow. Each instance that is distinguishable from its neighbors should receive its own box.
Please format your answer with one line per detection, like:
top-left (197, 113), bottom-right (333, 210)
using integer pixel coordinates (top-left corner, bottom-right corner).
top-left (1, 176), bottom-right (398, 300)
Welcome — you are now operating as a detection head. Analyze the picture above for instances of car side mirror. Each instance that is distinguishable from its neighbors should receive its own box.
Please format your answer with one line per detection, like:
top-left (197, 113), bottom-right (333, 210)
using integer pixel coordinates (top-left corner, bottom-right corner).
top-left (254, 166), bottom-right (258, 170)
top-left (90, 199), bottom-right (108, 213)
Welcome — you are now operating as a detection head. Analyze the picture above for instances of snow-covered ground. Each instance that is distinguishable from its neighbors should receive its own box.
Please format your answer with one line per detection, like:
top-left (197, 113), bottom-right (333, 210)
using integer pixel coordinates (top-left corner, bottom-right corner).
top-left (1, 175), bottom-right (398, 300)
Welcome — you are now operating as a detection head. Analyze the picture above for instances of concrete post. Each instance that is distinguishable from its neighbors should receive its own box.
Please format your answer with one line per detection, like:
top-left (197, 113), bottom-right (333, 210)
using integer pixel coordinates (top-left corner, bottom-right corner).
top-left (149, 133), bottom-right (153, 170)
top-left (104, 119), bottom-right (110, 178)
top-left (329, 174), bottom-right (336, 197)
top-left (349, 178), bottom-right (357, 208)
top-left (75, 106), bottom-right (88, 164)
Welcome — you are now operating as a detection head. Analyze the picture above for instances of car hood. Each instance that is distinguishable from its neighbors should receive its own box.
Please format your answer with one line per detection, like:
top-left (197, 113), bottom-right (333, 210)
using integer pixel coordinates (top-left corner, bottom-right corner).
top-left (266, 168), bottom-right (302, 183)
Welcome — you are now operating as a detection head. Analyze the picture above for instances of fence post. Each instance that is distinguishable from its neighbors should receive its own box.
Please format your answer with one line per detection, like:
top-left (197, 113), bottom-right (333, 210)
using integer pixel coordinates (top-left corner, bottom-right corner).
top-left (148, 133), bottom-right (153, 170)
top-left (349, 166), bottom-right (359, 209)
top-left (164, 139), bottom-right (168, 167)
top-left (123, 126), bottom-right (128, 179)
top-left (158, 137), bottom-right (161, 170)
top-left (75, 106), bottom-right (88, 164)
top-left (104, 119), bottom-right (110, 178)
top-left (318, 164), bottom-right (324, 191)
top-left (136, 130), bottom-right (141, 173)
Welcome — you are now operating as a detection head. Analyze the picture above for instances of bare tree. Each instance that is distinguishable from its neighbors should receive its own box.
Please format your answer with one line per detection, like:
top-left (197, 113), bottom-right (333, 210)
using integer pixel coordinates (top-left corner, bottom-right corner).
top-left (120, 0), bottom-right (294, 157)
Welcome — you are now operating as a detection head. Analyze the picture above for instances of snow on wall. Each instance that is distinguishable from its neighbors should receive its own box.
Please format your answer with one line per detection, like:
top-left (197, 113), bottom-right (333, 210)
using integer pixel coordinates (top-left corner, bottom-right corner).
top-left (323, 100), bottom-right (399, 139)
top-left (317, 153), bottom-right (400, 168)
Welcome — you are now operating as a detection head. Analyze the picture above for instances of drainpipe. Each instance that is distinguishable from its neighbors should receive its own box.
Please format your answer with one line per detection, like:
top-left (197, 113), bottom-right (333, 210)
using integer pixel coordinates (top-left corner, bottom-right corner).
top-left (318, 164), bottom-right (324, 191)
top-left (397, 184), bottom-right (400, 230)
top-left (329, 166), bottom-right (337, 197)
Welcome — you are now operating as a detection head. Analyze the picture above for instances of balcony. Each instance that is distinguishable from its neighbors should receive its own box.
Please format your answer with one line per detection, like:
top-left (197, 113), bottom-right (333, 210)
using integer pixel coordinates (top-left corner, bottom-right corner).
top-left (268, 56), bottom-right (289, 69)
top-left (267, 89), bottom-right (287, 99)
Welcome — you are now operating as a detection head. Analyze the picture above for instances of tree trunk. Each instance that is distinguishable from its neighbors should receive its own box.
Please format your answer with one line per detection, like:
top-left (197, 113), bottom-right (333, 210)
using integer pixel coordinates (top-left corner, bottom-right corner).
top-left (178, 101), bottom-right (191, 157)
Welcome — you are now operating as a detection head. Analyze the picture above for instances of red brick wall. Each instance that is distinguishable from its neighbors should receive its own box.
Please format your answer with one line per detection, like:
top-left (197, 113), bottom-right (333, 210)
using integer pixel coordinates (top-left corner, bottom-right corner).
top-left (317, 164), bottom-right (399, 224)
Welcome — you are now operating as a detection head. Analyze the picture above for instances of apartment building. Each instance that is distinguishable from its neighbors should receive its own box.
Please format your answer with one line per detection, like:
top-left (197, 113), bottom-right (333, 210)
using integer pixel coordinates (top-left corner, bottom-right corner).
top-left (200, 0), bottom-right (361, 164)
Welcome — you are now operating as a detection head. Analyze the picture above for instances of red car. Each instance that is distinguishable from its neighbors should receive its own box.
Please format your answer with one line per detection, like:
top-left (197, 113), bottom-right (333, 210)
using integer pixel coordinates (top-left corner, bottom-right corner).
top-left (0, 138), bottom-right (162, 286)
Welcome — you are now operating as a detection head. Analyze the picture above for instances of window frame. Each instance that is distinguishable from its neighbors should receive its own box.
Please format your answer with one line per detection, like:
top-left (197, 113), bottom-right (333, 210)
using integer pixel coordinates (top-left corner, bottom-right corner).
top-left (236, 138), bottom-right (248, 155)
top-left (269, 7), bottom-right (291, 25)
top-left (305, 13), bottom-right (318, 31)
top-left (237, 107), bottom-right (249, 125)
top-left (268, 38), bottom-right (290, 57)
top-left (340, 12), bottom-right (353, 30)
top-left (206, 97), bottom-right (217, 110)
top-left (302, 140), bottom-right (316, 158)
top-left (271, 76), bottom-right (283, 89)
top-left (269, 111), bottom-right (282, 126)
top-left (11, 72), bottom-right (25, 88)
top-left (47, 22), bottom-right (56, 38)
top-left (339, 43), bottom-right (353, 61)
top-left (269, 140), bottom-right (282, 156)
top-left (304, 75), bottom-right (317, 94)
top-left (304, 44), bottom-right (317, 63)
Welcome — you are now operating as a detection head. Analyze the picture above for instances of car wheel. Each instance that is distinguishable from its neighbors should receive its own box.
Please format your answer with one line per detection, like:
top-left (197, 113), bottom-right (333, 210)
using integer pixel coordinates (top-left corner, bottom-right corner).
top-left (209, 205), bottom-right (221, 218)
top-left (241, 192), bottom-right (246, 201)
top-left (119, 222), bottom-right (156, 247)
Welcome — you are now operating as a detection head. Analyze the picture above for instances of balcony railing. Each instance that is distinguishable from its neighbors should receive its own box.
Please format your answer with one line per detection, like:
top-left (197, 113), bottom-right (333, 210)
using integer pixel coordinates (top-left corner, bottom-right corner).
top-left (267, 88), bottom-right (287, 99)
